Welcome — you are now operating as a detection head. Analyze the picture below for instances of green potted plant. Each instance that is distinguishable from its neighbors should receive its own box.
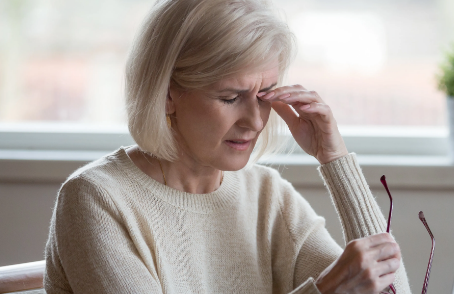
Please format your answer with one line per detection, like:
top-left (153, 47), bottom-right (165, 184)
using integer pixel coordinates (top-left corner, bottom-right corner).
top-left (437, 44), bottom-right (454, 163)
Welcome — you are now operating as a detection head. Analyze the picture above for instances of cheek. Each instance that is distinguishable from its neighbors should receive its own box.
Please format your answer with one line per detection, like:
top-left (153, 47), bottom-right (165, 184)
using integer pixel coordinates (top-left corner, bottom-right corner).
top-left (177, 103), bottom-right (234, 143)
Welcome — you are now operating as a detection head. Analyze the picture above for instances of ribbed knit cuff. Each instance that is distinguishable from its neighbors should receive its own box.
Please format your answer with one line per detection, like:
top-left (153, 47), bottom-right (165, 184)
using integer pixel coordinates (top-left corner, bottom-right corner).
top-left (316, 154), bottom-right (413, 293)
top-left (317, 153), bottom-right (387, 243)
top-left (289, 278), bottom-right (321, 294)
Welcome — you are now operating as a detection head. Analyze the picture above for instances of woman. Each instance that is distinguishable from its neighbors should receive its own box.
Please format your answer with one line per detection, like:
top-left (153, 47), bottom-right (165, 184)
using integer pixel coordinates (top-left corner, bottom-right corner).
top-left (44, 0), bottom-right (411, 293)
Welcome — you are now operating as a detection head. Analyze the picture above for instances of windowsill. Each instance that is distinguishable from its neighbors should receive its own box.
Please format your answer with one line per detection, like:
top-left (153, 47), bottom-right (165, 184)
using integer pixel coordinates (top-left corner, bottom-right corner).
top-left (1, 149), bottom-right (453, 189)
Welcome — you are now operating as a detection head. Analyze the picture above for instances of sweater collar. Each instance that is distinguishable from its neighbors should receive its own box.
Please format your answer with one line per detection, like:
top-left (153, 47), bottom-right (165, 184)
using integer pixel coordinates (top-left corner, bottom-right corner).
top-left (113, 147), bottom-right (241, 214)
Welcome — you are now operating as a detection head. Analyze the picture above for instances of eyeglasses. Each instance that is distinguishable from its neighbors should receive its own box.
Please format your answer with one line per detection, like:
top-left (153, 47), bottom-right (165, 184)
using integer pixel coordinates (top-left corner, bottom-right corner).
top-left (379, 175), bottom-right (435, 294)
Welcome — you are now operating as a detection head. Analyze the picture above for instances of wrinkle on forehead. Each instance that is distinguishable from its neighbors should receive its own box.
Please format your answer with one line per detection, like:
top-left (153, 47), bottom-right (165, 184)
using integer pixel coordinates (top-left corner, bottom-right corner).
top-left (212, 63), bottom-right (280, 93)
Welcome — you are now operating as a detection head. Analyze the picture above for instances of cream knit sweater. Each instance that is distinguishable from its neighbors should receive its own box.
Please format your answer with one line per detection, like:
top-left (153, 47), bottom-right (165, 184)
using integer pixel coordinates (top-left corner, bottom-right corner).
top-left (44, 148), bottom-right (411, 293)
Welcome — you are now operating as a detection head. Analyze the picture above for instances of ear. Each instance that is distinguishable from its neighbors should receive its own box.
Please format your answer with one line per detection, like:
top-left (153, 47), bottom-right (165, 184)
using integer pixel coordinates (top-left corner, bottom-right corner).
top-left (166, 86), bottom-right (178, 115)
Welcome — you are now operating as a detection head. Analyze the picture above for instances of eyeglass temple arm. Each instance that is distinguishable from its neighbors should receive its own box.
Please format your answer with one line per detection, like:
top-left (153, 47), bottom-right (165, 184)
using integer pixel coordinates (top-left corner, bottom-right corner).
top-left (380, 175), bottom-right (393, 233)
top-left (419, 211), bottom-right (435, 294)
top-left (380, 176), bottom-right (396, 294)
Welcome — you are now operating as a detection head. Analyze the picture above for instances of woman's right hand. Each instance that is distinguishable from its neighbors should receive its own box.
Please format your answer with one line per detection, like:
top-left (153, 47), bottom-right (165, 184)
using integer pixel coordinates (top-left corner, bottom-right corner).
top-left (315, 233), bottom-right (401, 294)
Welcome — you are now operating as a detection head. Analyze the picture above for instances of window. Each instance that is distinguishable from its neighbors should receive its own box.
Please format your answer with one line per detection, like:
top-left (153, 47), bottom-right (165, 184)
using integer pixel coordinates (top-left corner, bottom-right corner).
top-left (284, 0), bottom-right (453, 127)
top-left (0, 0), bottom-right (452, 156)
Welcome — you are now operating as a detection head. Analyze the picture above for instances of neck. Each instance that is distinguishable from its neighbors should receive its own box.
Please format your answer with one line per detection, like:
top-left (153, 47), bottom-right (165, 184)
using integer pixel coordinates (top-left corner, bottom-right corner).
top-left (127, 146), bottom-right (223, 194)
top-left (160, 157), bottom-right (223, 194)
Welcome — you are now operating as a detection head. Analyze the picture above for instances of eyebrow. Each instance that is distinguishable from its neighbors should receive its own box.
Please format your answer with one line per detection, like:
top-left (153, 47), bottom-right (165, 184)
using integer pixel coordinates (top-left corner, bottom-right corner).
top-left (218, 82), bottom-right (277, 94)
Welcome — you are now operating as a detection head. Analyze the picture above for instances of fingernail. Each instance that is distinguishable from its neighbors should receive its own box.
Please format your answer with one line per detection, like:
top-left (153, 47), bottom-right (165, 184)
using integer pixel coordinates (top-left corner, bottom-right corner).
top-left (257, 92), bottom-right (266, 97)
top-left (280, 93), bottom-right (291, 99)
top-left (301, 104), bottom-right (311, 110)
top-left (262, 92), bottom-right (275, 99)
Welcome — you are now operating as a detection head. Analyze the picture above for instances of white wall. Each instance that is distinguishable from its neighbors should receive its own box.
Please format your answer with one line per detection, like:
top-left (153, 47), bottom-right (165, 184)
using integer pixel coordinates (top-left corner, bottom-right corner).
top-left (0, 182), bottom-right (59, 266)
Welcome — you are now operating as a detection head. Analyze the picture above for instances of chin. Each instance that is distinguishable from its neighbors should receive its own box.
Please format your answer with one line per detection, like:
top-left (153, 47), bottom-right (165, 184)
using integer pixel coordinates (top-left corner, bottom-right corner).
top-left (220, 144), bottom-right (261, 171)
top-left (216, 153), bottom-right (252, 171)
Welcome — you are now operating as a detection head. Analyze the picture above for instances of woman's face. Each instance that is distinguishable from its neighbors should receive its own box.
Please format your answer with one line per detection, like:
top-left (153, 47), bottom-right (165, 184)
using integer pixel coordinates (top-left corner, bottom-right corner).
top-left (169, 62), bottom-right (279, 171)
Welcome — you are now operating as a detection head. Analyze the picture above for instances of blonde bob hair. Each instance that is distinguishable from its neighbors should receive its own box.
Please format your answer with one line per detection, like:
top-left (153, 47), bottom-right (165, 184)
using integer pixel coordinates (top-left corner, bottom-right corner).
top-left (126, 0), bottom-right (296, 162)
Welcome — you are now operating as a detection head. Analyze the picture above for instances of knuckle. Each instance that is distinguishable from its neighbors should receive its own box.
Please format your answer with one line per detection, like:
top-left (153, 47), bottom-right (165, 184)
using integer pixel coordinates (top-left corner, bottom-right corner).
top-left (309, 90), bottom-right (319, 97)
top-left (390, 241), bottom-right (400, 253)
top-left (390, 258), bottom-right (401, 270)
top-left (347, 239), bottom-right (364, 252)
top-left (347, 239), bottom-right (361, 251)
top-left (385, 241), bottom-right (400, 259)
top-left (321, 103), bottom-right (331, 112)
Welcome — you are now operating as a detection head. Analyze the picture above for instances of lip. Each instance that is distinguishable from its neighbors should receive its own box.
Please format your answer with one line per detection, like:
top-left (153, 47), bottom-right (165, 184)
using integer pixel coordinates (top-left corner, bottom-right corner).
top-left (224, 139), bottom-right (252, 151)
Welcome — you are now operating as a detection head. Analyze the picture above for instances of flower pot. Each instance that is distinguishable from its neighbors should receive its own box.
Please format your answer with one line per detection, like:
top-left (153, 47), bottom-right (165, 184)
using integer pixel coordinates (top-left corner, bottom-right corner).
top-left (448, 97), bottom-right (454, 163)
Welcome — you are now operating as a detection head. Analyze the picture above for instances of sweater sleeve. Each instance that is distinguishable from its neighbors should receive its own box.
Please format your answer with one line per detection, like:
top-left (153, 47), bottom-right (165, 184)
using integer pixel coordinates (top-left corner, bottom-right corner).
top-left (317, 153), bottom-right (411, 293)
top-left (44, 176), bottom-right (163, 294)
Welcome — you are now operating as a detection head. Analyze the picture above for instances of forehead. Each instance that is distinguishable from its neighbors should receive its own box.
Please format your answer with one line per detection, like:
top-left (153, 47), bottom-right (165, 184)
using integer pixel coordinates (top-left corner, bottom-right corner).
top-left (212, 62), bottom-right (280, 91)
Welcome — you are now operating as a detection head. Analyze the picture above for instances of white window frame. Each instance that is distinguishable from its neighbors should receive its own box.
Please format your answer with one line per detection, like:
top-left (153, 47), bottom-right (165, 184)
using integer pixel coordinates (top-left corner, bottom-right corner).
top-left (0, 123), bottom-right (449, 158)
top-left (0, 123), bottom-right (452, 187)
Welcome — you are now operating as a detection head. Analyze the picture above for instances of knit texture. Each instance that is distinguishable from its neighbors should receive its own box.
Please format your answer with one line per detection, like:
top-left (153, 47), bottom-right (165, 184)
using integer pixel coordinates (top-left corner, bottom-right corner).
top-left (318, 155), bottom-right (411, 293)
top-left (44, 149), bottom-right (410, 293)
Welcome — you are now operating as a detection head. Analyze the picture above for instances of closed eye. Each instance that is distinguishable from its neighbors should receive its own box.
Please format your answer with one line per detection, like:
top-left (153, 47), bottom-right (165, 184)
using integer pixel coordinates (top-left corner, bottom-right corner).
top-left (220, 95), bottom-right (239, 104)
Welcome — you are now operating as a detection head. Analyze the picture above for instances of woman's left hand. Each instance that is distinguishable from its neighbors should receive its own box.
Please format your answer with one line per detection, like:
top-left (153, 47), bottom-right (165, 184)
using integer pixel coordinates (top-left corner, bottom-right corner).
top-left (258, 84), bottom-right (348, 164)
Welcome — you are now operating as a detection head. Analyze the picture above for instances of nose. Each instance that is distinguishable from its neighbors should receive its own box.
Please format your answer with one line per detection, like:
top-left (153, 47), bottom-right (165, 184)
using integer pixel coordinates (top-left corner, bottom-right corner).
top-left (237, 97), bottom-right (264, 132)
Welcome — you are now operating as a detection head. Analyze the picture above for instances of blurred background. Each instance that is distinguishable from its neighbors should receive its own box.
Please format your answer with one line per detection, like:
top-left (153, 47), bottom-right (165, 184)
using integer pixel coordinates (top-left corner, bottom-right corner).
top-left (1, 0), bottom-right (453, 127)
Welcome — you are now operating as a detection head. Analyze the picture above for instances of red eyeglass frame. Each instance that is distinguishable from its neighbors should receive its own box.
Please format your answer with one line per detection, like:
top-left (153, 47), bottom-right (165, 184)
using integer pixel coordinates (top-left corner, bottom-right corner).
top-left (380, 175), bottom-right (435, 294)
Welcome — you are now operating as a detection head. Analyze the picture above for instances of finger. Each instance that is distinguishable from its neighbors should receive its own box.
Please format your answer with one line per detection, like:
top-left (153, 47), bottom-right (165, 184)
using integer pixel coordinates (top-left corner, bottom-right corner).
top-left (260, 84), bottom-right (307, 98)
top-left (271, 101), bottom-right (299, 127)
top-left (260, 86), bottom-right (324, 104)
top-left (263, 90), bottom-right (321, 104)
top-left (282, 90), bottom-right (325, 104)
top-left (352, 261), bottom-right (398, 294)
top-left (344, 234), bottom-right (396, 261)
top-left (378, 273), bottom-right (397, 293)
top-left (367, 238), bottom-right (401, 264)
top-left (364, 233), bottom-right (395, 248)
top-left (376, 257), bottom-right (401, 276)
top-left (375, 242), bottom-right (401, 264)
top-left (340, 270), bottom-right (395, 294)
top-left (292, 102), bottom-right (332, 124)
